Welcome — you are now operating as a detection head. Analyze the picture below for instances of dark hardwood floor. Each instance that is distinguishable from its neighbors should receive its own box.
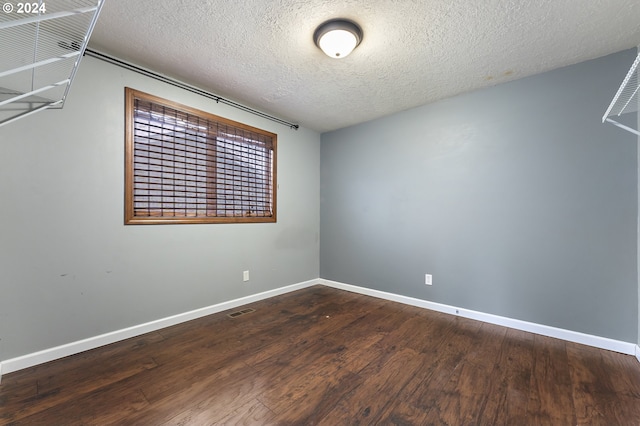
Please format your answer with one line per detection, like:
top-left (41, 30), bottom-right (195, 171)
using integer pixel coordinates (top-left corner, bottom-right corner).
top-left (2, 285), bottom-right (640, 425)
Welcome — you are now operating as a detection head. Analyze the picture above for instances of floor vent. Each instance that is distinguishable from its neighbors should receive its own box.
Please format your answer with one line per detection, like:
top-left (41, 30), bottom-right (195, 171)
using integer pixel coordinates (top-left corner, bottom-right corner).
top-left (227, 308), bottom-right (255, 318)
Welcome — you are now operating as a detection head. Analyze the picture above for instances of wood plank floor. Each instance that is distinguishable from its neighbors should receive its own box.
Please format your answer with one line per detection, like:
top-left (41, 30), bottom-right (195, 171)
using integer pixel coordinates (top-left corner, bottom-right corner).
top-left (2, 285), bottom-right (640, 425)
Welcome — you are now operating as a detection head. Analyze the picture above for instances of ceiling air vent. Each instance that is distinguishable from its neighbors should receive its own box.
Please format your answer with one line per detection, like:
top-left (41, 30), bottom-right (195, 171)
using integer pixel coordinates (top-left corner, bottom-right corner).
top-left (0, 0), bottom-right (104, 128)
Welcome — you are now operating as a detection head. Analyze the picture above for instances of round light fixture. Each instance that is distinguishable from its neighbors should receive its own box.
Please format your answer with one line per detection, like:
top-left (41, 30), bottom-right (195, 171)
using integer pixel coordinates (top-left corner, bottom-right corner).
top-left (313, 19), bottom-right (363, 59)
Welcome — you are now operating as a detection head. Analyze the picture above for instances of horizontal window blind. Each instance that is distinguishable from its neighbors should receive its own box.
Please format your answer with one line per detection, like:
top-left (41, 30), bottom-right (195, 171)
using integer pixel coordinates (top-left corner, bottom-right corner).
top-left (125, 88), bottom-right (277, 224)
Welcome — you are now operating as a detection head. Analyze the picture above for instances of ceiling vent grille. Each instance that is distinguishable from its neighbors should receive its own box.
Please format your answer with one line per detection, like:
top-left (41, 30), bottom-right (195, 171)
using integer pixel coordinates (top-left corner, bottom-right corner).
top-left (0, 0), bottom-right (104, 128)
top-left (603, 50), bottom-right (639, 137)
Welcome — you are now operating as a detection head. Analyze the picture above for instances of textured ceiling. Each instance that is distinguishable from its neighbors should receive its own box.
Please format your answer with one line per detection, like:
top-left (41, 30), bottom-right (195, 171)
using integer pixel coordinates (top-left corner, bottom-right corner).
top-left (89, 0), bottom-right (640, 133)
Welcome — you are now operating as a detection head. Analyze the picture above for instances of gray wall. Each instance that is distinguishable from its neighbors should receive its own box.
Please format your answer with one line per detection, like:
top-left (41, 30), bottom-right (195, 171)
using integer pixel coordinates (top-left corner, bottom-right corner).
top-left (320, 49), bottom-right (638, 342)
top-left (0, 57), bottom-right (320, 361)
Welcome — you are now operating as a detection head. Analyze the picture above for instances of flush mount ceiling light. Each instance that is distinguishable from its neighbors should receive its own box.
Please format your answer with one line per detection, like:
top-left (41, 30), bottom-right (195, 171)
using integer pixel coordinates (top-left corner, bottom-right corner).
top-left (314, 19), bottom-right (363, 59)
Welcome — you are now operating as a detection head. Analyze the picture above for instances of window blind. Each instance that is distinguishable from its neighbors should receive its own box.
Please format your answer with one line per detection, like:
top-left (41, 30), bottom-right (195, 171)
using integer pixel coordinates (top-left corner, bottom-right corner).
top-left (125, 88), bottom-right (276, 224)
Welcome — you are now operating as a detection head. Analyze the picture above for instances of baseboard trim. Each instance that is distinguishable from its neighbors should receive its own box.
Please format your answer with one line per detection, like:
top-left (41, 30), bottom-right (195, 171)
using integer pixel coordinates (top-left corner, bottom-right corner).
top-left (2, 278), bottom-right (637, 379)
top-left (0, 279), bottom-right (320, 377)
top-left (320, 279), bottom-right (638, 356)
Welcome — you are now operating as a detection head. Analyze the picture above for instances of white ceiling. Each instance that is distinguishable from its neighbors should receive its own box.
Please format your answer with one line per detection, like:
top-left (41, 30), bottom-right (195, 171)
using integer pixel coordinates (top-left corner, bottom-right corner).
top-left (89, 0), bottom-right (640, 133)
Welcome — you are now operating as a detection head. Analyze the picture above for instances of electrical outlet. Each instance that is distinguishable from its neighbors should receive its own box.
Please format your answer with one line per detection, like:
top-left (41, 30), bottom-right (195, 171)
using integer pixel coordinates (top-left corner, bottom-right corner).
top-left (425, 274), bottom-right (432, 285)
top-left (243, 270), bottom-right (250, 282)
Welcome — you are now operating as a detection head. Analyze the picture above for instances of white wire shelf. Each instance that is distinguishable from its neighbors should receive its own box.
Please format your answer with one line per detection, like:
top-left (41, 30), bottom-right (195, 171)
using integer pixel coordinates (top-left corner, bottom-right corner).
top-left (602, 51), bottom-right (640, 137)
top-left (0, 0), bottom-right (104, 127)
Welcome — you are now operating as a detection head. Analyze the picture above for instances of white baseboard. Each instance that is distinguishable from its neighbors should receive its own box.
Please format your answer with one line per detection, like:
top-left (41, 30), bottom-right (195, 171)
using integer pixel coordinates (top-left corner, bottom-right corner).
top-left (0, 279), bottom-right (319, 377)
top-left (320, 279), bottom-right (638, 357)
top-left (1, 277), bottom-right (637, 380)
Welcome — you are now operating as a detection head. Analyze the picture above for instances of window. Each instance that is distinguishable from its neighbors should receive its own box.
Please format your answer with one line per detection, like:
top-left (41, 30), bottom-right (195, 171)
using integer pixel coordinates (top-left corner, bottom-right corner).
top-left (125, 88), bottom-right (276, 224)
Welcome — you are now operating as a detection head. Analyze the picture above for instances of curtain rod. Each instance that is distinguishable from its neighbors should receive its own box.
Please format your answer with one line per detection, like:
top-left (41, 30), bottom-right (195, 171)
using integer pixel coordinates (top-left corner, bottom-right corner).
top-left (84, 49), bottom-right (299, 130)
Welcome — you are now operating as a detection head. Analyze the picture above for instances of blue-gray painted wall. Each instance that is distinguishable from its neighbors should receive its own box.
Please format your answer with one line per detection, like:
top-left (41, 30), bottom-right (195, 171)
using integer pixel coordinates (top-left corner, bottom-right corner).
top-left (0, 57), bottom-right (321, 362)
top-left (320, 49), bottom-right (638, 342)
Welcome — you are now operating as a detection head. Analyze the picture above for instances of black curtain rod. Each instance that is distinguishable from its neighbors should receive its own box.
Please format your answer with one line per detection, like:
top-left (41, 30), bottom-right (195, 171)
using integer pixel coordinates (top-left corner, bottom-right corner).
top-left (84, 49), bottom-right (299, 130)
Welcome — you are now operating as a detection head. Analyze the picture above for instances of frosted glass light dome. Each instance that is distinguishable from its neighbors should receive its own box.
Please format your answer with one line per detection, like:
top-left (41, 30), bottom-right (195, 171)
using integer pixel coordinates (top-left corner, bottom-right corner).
top-left (314, 19), bottom-right (363, 59)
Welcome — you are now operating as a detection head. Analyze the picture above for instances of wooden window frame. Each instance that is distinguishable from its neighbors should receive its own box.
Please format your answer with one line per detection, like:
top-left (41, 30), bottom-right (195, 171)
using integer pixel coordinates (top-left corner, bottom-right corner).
top-left (125, 88), bottom-right (277, 224)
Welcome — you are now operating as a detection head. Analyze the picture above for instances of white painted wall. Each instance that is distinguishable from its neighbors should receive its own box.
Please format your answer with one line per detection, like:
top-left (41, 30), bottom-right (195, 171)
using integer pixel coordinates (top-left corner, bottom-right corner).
top-left (0, 56), bottom-right (321, 361)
